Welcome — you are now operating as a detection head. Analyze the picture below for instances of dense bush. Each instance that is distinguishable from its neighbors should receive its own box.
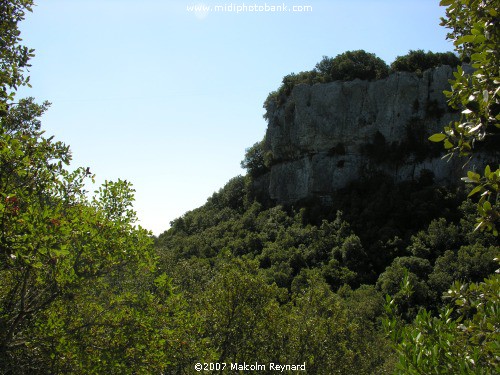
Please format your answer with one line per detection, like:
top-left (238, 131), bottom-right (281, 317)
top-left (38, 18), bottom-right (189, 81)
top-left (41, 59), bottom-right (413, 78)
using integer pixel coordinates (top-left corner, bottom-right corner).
top-left (240, 139), bottom-right (271, 178)
top-left (384, 272), bottom-right (500, 374)
top-left (264, 49), bottom-right (461, 113)
top-left (391, 49), bottom-right (461, 74)
top-left (316, 50), bottom-right (389, 81)
top-left (265, 50), bottom-right (389, 110)
top-left (155, 167), bottom-right (497, 373)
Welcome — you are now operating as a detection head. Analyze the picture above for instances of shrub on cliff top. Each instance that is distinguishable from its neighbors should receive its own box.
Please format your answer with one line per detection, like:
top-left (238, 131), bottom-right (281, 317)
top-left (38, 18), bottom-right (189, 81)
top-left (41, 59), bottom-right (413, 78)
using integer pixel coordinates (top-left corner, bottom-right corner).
top-left (264, 50), bottom-right (388, 113)
top-left (390, 50), bottom-right (460, 74)
top-left (316, 50), bottom-right (389, 81)
top-left (263, 49), bottom-right (460, 115)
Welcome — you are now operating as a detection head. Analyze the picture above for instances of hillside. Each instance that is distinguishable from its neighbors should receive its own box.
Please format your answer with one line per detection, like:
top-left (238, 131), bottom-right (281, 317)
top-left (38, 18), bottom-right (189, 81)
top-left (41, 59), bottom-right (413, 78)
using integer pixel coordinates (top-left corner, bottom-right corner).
top-left (153, 48), bottom-right (499, 373)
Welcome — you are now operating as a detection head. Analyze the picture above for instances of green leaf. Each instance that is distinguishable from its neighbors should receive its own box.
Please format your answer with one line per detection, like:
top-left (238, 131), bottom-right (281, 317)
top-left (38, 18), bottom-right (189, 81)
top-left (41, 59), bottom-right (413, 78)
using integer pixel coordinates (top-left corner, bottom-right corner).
top-left (455, 35), bottom-right (476, 45)
top-left (483, 201), bottom-right (492, 211)
top-left (429, 133), bottom-right (447, 142)
top-left (468, 185), bottom-right (483, 197)
top-left (467, 171), bottom-right (481, 182)
top-left (484, 165), bottom-right (491, 177)
top-left (470, 53), bottom-right (485, 61)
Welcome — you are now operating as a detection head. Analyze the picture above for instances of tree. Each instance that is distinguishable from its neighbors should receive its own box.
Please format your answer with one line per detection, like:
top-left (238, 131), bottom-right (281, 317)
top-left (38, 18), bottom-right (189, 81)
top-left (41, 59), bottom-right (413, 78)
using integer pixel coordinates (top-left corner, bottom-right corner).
top-left (315, 50), bottom-right (389, 81)
top-left (429, 0), bottom-right (499, 235)
top-left (0, 0), bottom-right (34, 111)
top-left (0, 2), bottom-right (192, 372)
top-left (199, 258), bottom-right (284, 364)
top-left (390, 49), bottom-right (461, 75)
top-left (384, 270), bottom-right (499, 374)
top-left (264, 50), bottom-right (389, 111)
top-left (385, 4), bottom-right (500, 370)
top-left (284, 276), bottom-right (392, 374)
top-left (0, 98), bottom-right (163, 372)
top-left (241, 139), bottom-right (271, 178)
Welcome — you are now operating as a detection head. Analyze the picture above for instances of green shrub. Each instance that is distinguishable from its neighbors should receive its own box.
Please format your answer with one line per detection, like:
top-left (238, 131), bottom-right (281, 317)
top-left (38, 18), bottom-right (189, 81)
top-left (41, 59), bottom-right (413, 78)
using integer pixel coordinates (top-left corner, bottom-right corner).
top-left (241, 139), bottom-right (271, 178)
top-left (385, 272), bottom-right (500, 374)
top-left (316, 50), bottom-right (389, 81)
top-left (264, 50), bottom-right (389, 111)
top-left (390, 49), bottom-right (460, 74)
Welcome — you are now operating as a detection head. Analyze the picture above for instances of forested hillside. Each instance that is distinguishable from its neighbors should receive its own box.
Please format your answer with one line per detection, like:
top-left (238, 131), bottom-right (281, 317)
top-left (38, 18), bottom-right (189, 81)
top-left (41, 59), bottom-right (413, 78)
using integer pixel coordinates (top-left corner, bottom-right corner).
top-left (0, 0), bottom-right (498, 374)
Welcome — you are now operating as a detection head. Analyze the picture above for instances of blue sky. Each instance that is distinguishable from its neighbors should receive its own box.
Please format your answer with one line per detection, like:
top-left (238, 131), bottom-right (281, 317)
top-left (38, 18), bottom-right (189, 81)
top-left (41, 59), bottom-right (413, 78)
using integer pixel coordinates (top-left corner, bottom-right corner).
top-left (18, 0), bottom-right (454, 235)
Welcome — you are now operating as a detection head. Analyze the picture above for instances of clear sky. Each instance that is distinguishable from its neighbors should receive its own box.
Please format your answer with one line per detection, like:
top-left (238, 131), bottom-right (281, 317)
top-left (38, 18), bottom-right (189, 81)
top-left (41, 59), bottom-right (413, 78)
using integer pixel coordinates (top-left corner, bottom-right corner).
top-left (18, 0), bottom-right (455, 235)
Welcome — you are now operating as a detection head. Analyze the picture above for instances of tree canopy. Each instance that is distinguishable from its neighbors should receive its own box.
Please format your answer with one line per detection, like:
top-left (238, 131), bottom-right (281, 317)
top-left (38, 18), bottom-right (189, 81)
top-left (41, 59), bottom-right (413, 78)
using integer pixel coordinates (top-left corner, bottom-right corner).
top-left (0, 0), bottom-right (34, 111)
top-left (0, 2), bottom-right (187, 373)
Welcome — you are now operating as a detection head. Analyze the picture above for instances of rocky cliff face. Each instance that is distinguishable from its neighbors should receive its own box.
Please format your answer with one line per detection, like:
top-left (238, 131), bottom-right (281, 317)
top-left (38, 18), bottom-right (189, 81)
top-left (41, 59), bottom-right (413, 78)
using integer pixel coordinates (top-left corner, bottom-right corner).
top-left (259, 66), bottom-right (479, 205)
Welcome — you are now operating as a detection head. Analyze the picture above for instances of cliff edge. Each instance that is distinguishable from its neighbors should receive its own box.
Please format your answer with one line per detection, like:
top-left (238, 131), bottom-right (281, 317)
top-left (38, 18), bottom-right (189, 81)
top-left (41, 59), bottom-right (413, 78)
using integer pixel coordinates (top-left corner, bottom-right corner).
top-left (258, 65), bottom-right (487, 205)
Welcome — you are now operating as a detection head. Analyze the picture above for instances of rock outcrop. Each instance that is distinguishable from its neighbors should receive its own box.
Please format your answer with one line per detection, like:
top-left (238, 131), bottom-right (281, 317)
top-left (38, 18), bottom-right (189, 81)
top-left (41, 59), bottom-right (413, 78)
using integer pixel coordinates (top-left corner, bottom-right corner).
top-left (258, 65), bottom-right (488, 205)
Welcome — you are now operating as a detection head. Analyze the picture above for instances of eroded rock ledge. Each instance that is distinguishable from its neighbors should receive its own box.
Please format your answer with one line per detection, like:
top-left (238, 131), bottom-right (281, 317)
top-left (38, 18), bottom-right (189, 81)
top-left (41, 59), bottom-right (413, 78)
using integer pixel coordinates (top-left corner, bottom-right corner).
top-left (258, 65), bottom-right (490, 204)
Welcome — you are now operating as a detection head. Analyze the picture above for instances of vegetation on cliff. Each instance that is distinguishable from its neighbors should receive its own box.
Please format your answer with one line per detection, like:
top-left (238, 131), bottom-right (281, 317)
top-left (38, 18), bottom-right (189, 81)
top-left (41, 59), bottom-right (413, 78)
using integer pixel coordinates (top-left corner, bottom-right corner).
top-left (264, 49), bottom-right (460, 114)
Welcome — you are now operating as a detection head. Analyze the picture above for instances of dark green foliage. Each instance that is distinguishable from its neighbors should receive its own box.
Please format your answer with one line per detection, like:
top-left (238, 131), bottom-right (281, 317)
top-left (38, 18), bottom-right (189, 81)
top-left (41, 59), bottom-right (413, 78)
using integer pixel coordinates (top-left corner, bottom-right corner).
top-left (377, 261), bottom-right (434, 320)
top-left (280, 70), bottom-right (324, 97)
top-left (324, 174), bottom-right (465, 274)
top-left (361, 120), bottom-right (444, 165)
top-left (316, 50), bottom-right (389, 81)
top-left (208, 175), bottom-right (246, 211)
top-left (240, 140), bottom-right (271, 178)
top-left (161, 1), bottom-right (498, 370)
top-left (378, 201), bottom-right (498, 318)
top-left (156, 168), bottom-right (492, 309)
top-left (390, 49), bottom-right (461, 74)
top-left (264, 50), bottom-right (389, 112)
top-left (428, 243), bottom-right (498, 296)
top-left (407, 217), bottom-right (461, 261)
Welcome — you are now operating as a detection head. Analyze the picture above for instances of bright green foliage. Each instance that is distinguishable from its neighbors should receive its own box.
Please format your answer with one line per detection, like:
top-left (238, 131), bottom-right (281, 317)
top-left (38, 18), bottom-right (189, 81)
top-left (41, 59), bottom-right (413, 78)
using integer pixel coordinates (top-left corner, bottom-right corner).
top-left (191, 258), bottom-right (393, 374)
top-left (0, 0), bottom-right (34, 110)
top-left (0, 4), bottom-right (195, 371)
top-left (391, 50), bottom-right (461, 75)
top-left (437, 0), bottom-right (499, 152)
top-left (385, 272), bottom-right (500, 374)
top-left (462, 166), bottom-right (500, 235)
top-left (0, 97), bottom-right (186, 373)
top-left (429, 0), bottom-right (499, 235)
top-left (289, 277), bottom-right (393, 374)
top-left (6, 0), bottom-right (500, 372)
top-left (199, 258), bottom-right (285, 364)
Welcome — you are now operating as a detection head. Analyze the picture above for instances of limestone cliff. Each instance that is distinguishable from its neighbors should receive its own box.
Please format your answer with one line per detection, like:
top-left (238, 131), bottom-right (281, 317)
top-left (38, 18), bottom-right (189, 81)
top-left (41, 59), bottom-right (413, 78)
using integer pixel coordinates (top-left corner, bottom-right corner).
top-left (258, 65), bottom-right (488, 205)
